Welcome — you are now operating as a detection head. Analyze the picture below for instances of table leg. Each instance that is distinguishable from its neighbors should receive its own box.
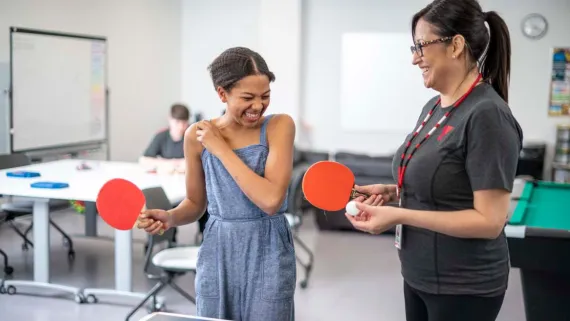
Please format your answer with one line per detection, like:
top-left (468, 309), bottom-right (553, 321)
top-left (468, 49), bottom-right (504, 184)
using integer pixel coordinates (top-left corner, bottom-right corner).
top-left (34, 200), bottom-right (50, 282)
top-left (2, 199), bottom-right (83, 302)
top-left (84, 202), bottom-right (98, 237)
top-left (116, 229), bottom-right (132, 291)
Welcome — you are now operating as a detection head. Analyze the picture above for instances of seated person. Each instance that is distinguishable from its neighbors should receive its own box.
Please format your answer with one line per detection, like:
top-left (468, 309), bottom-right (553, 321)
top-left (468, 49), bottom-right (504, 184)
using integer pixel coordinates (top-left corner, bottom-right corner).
top-left (140, 103), bottom-right (210, 242)
top-left (139, 103), bottom-right (190, 173)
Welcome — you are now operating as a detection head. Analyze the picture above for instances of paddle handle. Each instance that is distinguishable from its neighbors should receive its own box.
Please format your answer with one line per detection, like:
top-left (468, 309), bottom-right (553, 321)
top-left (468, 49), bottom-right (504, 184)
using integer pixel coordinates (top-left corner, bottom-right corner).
top-left (350, 189), bottom-right (370, 199)
top-left (135, 204), bottom-right (165, 235)
top-left (133, 204), bottom-right (147, 229)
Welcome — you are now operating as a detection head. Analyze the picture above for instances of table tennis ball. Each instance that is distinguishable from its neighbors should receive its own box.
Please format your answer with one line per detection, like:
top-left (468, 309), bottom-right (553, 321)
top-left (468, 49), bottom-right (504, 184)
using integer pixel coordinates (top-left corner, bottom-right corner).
top-left (345, 200), bottom-right (359, 216)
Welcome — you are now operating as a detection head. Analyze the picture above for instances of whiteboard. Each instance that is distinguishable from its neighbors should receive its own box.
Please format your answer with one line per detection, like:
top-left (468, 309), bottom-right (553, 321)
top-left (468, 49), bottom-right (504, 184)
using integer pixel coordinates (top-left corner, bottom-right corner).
top-left (340, 32), bottom-right (437, 133)
top-left (10, 28), bottom-right (107, 152)
top-left (0, 63), bottom-right (9, 154)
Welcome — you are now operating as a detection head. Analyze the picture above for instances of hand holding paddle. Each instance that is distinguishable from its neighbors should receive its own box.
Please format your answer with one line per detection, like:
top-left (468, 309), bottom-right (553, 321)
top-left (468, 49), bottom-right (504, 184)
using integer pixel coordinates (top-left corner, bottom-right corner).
top-left (347, 194), bottom-right (384, 220)
top-left (138, 209), bottom-right (173, 235)
top-left (354, 184), bottom-right (398, 205)
top-left (96, 178), bottom-right (166, 235)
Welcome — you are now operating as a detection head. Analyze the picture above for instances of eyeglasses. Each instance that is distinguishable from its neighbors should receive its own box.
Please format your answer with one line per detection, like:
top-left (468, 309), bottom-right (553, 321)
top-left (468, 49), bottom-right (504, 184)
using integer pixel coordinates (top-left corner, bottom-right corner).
top-left (410, 37), bottom-right (452, 57)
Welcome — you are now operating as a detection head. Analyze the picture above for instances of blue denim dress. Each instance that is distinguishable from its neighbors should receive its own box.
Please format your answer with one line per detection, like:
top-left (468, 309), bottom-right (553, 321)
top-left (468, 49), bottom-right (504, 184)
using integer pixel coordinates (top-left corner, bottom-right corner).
top-left (195, 114), bottom-right (296, 321)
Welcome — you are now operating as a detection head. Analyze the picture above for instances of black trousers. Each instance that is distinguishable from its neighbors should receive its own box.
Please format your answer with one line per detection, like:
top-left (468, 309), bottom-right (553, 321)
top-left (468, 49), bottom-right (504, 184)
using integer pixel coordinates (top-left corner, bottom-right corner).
top-left (404, 281), bottom-right (505, 321)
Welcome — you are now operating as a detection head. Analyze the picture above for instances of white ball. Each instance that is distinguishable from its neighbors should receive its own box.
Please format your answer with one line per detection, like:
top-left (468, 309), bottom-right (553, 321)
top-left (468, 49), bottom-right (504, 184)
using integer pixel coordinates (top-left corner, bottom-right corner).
top-left (345, 200), bottom-right (359, 216)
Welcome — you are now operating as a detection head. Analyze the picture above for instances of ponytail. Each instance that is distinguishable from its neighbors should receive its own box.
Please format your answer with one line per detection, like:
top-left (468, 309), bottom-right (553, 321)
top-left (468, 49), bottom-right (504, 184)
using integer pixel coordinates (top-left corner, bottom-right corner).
top-left (481, 11), bottom-right (511, 103)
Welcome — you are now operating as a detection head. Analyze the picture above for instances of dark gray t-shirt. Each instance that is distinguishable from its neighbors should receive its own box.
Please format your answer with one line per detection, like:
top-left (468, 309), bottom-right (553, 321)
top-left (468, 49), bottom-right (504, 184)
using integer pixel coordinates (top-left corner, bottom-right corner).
top-left (143, 130), bottom-right (184, 159)
top-left (391, 83), bottom-right (523, 297)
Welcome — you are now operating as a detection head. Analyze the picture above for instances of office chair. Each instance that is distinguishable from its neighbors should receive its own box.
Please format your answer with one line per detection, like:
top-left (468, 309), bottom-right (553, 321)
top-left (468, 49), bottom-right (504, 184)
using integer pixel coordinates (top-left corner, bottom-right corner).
top-left (0, 249), bottom-right (13, 276)
top-left (0, 211), bottom-right (15, 279)
top-left (125, 187), bottom-right (199, 321)
top-left (285, 164), bottom-right (315, 289)
top-left (0, 153), bottom-right (76, 260)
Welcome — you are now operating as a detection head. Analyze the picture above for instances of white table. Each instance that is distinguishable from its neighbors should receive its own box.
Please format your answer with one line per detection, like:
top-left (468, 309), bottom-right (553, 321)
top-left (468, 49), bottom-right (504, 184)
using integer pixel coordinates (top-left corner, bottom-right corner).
top-left (0, 159), bottom-right (185, 303)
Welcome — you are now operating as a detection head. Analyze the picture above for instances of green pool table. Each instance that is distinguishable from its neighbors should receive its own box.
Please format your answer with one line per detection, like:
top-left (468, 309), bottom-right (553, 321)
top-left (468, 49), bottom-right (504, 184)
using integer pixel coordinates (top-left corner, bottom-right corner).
top-left (505, 180), bottom-right (570, 321)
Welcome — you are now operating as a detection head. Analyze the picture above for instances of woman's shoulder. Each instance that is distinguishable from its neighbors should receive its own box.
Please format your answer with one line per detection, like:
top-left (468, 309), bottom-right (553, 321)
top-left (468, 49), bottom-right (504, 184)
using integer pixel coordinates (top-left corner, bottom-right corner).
top-left (468, 83), bottom-right (511, 111)
top-left (265, 113), bottom-right (296, 143)
top-left (265, 113), bottom-right (296, 130)
top-left (464, 88), bottom-right (523, 142)
top-left (184, 121), bottom-right (205, 151)
top-left (468, 87), bottom-right (517, 122)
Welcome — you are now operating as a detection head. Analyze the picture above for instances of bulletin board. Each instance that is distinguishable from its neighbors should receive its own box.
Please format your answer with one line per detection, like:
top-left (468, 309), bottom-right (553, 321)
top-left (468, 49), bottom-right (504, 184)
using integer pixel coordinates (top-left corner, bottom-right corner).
top-left (548, 47), bottom-right (570, 116)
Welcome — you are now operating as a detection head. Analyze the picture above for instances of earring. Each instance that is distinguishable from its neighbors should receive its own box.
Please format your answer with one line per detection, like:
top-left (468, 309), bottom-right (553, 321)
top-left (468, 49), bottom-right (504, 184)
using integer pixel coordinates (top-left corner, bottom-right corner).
top-left (452, 55), bottom-right (456, 59)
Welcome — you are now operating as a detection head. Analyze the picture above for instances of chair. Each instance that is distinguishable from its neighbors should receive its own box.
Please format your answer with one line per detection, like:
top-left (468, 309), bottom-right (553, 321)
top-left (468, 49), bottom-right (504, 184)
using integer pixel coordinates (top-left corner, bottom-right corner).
top-left (0, 211), bottom-right (15, 279)
top-left (125, 187), bottom-right (199, 321)
top-left (286, 163), bottom-right (315, 289)
top-left (0, 153), bottom-right (75, 259)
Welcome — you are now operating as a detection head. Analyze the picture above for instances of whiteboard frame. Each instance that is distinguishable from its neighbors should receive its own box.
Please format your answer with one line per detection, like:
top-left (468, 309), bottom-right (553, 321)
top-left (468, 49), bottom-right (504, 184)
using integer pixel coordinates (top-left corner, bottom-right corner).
top-left (9, 27), bottom-right (109, 155)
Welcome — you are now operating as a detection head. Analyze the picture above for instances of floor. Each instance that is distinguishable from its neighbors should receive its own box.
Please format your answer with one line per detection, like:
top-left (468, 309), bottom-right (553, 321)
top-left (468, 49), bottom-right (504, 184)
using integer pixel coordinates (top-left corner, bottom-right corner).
top-left (0, 208), bottom-right (526, 321)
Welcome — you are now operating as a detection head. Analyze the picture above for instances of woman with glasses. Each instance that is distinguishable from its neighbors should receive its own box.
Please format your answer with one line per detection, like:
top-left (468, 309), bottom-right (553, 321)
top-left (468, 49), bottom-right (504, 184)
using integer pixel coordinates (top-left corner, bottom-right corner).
top-left (346, 1), bottom-right (523, 321)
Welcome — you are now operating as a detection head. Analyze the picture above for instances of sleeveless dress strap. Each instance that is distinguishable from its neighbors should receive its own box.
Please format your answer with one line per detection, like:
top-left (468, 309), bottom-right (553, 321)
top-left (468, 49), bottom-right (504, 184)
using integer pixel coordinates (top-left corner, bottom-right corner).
top-left (259, 114), bottom-right (274, 147)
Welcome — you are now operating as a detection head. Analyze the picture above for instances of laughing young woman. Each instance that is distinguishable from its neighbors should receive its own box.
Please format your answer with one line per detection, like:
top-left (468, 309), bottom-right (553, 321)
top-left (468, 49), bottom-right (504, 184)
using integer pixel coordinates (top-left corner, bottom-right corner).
top-left (139, 47), bottom-right (297, 321)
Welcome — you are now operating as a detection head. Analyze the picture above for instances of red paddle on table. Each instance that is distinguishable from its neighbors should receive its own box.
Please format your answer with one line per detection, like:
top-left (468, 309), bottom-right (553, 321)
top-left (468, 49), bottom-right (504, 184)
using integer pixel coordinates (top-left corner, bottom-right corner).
top-left (96, 178), bottom-right (164, 234)
top-left (301, 161), bottom-right (370, 212)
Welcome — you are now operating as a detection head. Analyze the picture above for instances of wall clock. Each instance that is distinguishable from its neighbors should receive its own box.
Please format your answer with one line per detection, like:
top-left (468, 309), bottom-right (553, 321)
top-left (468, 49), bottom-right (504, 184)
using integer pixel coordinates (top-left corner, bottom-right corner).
top-left (521, 13), bottom-right (548, 40)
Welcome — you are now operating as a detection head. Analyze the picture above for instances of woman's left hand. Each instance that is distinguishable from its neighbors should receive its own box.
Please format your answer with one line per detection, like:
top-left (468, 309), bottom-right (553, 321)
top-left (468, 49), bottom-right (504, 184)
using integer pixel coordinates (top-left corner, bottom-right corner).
top-left (196, 120), bottom-right (230, 157)
top-left (345, 201), bottom-right (402, 234)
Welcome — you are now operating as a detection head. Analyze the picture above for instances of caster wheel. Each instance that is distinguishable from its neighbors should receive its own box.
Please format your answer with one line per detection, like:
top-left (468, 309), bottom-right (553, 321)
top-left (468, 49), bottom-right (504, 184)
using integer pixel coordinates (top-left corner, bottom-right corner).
top-left (68, 251), bottom-right (75, 261)
top-left (21, 244), bottom-right (29, 251)
top-left (300, 280), bottom-right (308, 289)
top-left (4, 266), bottom-right (14, 275)
top-left (86, 294), bottom-right (98, 304)
top-left (147, 303), bottom-right (166, 313)
top-left (74, 294), bottom-right (85, 303)
top-left (6, 285), bottom-right (16, 295)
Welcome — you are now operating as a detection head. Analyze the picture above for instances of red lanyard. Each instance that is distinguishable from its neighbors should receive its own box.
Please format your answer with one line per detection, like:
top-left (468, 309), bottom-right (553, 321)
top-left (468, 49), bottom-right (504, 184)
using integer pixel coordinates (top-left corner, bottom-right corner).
top-left (397, 73), bottom-right (482, 203)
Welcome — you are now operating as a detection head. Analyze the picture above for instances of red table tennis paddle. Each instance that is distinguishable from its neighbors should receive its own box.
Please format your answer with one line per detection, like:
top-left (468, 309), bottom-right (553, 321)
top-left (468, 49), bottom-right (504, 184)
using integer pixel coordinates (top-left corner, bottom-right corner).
top-left (96, 178), bottom-right (162, 233)
top-left (302, 161), bottom-right (369, 212)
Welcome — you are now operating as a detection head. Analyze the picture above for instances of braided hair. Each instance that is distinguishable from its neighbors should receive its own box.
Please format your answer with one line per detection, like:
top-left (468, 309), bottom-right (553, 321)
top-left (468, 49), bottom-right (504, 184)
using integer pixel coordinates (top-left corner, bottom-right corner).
top-left (207, 47), bottom-right (276, 92)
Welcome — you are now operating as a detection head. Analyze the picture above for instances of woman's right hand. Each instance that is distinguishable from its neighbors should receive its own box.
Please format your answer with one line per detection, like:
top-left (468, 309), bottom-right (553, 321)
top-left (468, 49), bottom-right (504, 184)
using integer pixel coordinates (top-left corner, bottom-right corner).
top-left (354, 184), bottom-right (397, 205)
top-left (137, 209), bottom-right (173, 235)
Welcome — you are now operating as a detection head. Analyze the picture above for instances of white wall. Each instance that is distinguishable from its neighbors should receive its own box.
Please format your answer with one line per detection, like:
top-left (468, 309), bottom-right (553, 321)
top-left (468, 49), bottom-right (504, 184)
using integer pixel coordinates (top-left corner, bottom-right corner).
top-left (303, 0), bottom-right (570, 172)
top-left (0, 0), bottom-right (182, 161)
top-left (181, 0), bottom-right (260, 121)
top-left (4, 0), bottom-right (567, 170)
top-left (181, 0), bottom-right (304, 141)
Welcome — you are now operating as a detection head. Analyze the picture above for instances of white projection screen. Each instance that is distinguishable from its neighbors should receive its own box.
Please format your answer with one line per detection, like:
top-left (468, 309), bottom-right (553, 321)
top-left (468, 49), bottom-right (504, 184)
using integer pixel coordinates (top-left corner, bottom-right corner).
top-left (10, 27), bottom-right (107, 152)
